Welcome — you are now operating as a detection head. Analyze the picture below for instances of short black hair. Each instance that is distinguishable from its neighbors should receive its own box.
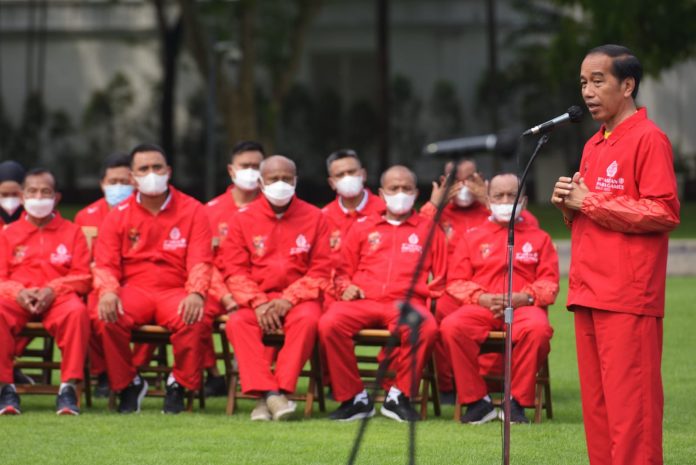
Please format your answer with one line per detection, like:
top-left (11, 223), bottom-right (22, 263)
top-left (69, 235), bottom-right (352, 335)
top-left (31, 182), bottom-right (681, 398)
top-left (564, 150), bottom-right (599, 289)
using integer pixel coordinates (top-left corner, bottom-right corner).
top-left (0, 160), bottom-right (26, 184)
top-left (488, 172), bottom-right (525, 197)
top-left (128, 143), bottom-right (168, 167)
top-left (230, 140), bottom-right (265, 162)
top-left (23, 167), bottom-right (57, 190)
top-left (100, 152), bottom-right (130, 179)
top-left (326, 149), bottom-right (360, 175)
top-left (587, 44), bottom-right (643, 99)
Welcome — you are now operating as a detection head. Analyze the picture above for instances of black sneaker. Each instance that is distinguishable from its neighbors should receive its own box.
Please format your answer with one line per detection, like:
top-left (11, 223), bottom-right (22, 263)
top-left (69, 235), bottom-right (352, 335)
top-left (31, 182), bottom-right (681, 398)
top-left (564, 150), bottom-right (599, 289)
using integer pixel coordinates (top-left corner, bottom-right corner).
top-left (380, 393), bottom-right (420, 423)
top-left (500, 398), bottom-right (530, 424)
top-left (461, 398), bottom-right (497, 424)
top-left (13, 368), bottom-right (35, 385)
top-left (329, 395), bottom-right (376, 421)
top-left (56, 385), bottom-right (80, 416)
top-left (94, 372), bottom-right (110, 398)
top-left (203, 375), bottom-right (227, 397)
top-left (118, 376), bottom-right (148, 414)
top-left (0, 385), bottom-right (21, 415)
top-left (162, 381), bottom-right (185, 414)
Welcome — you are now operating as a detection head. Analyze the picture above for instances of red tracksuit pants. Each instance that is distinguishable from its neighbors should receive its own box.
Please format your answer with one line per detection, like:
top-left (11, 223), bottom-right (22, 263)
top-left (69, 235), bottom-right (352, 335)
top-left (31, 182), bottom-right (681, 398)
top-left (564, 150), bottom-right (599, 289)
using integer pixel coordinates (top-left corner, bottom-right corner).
top-left (92, 286), bottom-right (205, 391)
top-left (226, 300), bottom-right (321, 395)
top-left (574, 307), bottom-right (663, 465)
top-left (440, 304), bottom-right (552, 406)
top-left (0, 294), bottom-right (89, 383)
top-left (319, 299), bottom-right (438, 403)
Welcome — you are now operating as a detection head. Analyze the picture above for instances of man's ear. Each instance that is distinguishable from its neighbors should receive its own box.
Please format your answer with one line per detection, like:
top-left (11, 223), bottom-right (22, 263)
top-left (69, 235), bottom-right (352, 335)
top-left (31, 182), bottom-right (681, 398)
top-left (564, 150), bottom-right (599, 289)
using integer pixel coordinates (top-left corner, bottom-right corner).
top-left (378, 188), bottom-right (385, 201)
top-left (54, 192), bottom-right (62, 206)
top-left (327, 177), bottom-right (337, 191)
top-left (519, 195), bottom-right (528, 211)
top-left (360, 168), bottom-right (368, 182)
top-left (227, 164), bottom-right (235, 179)
top-left (622, 77), bottom-right (636, 99)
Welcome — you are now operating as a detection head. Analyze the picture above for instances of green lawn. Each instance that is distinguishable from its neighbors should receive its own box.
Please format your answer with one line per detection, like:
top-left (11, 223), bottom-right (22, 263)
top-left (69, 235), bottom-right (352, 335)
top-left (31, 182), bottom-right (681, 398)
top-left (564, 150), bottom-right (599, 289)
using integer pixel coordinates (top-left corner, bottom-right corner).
top-left (3, 278), bottom-right (695, 464)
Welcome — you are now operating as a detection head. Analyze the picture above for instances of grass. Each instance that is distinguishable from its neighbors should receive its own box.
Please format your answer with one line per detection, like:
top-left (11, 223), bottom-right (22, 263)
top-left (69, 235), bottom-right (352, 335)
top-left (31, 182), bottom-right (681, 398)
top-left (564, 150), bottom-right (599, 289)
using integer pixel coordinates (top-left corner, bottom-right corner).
top-left (59, 202), bottom-right (696, 240)
top-left (3, 277), bottom-right (695, 464)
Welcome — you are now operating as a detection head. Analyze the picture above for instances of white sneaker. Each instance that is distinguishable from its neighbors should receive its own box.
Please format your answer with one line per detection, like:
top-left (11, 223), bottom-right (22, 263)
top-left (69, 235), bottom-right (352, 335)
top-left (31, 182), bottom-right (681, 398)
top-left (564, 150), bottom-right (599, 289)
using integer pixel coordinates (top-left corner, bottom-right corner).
top-left (250, 398), bottom-right (272, 421)
top-left (266, 394), bottom-right (296, 421)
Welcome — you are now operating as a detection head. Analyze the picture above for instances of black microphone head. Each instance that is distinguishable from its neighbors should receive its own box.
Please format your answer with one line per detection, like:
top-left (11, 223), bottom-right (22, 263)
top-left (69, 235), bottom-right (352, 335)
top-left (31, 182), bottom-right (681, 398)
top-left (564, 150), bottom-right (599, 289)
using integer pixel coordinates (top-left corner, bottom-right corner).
top-left (568, 105), bottom-right (584, 123)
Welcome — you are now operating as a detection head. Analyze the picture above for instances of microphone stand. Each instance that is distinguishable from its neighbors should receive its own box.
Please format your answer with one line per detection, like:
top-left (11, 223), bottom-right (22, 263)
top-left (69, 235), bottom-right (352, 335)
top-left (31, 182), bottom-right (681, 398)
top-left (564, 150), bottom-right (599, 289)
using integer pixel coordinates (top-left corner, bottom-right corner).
top-left (502, 133), bottom-right (550, 465)
top-left (347, 160), bottom-right (459, 465)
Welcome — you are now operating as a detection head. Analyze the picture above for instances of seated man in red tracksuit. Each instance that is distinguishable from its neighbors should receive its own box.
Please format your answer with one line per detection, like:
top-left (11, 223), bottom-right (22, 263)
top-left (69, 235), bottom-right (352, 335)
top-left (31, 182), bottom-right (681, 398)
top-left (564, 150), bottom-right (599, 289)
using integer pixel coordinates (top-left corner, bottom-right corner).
top-left (319, 165), bottom-right (446, 423)
top-left (74, 152), bottom-right (133, 398)
top-left (441, 173), bottom-right (559, 424)
top-left (92, 144), bottom-right (213, 414)
top-left (200, 140), bottom-right (265, 397)
top-left (0, 168), bottom-right (91, 415)
top-left (220, 155), bottom-right (331, 421)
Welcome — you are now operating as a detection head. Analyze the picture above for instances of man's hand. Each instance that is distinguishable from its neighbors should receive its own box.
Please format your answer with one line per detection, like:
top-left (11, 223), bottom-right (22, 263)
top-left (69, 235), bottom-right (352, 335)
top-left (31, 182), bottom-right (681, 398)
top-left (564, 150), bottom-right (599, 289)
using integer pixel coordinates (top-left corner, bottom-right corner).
top-left (178, 293), bottom-right (205, 325)
top-left (254, 302), bottom-right (280, 333)
top-left (341, 285), bottom-right (365, 301)
top-left (511, 292), bottom-right (533, 309)
top-left (467, 172), bottom-right (488, 206)
top-left (551, 175), bottom-right (577, 221)
top-left (269, 299), bottom-right (293, 317)
top-left (564, 172), bottom-right (590, 211)
top-left (429, 178), bottom-right (462, 207)
top-left (33, 287), bottom-right (55, 315)
top-left (98, 292), bottom-right (124, 323)
top-left (17, 289), bottom-right (39, 313)
top-left (220, 294), bottom-right (239, 313)
top-left (478, 293), bottom-right (505, 318)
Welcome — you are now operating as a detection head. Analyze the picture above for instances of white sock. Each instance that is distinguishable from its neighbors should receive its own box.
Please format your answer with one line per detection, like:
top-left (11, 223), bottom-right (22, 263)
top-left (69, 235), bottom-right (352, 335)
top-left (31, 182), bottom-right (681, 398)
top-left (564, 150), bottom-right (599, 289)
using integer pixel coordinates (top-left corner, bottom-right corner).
top-left (353, 389), bottom-right (369, 405)
top-left (483, 394), bottom-right (491, 403)
top-left (386, 386), bottom-right (402, 403)
top-left (167, 374), bottom-right (177, 386)
top-left (59, 382), bottom-right (76, 394)
top-left (132, 374), bottom-right (142, 386)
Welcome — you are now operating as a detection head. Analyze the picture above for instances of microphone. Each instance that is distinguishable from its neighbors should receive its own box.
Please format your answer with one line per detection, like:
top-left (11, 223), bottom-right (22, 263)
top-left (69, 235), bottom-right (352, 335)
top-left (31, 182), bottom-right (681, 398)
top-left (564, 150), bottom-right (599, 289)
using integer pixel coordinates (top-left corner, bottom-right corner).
top-left (522, 106), bottom-right (584, 136)
top-left (423, 130), bottom-right (518, 157)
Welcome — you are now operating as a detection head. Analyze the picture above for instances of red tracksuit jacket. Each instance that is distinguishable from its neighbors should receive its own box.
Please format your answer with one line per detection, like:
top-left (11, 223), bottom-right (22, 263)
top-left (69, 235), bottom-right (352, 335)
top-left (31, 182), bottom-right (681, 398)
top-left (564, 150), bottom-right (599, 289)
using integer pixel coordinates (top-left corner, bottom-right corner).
top-left (321, 189), bottom-right (385, 252)
top-left (568, 108), bottom-right (680, 317)
top-left (0, 213), bottom-right (91, 300)
top-left (446, 217), bottom-right (559, 306)
top-left (335, 211), bottom-right (448, 305)
top-left (74, 198), bottom-right (111, 228)
top-left (92, 187), bottom-right (213, 298)
top-left (220, 196), bottom-right (332, 308)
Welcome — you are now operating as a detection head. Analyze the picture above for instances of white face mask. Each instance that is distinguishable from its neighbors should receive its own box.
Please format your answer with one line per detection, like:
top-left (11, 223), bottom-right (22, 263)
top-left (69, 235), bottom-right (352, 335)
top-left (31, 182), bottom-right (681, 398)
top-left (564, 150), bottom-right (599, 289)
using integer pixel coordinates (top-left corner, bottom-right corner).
top-left (335, 175), bottom-right (364, 198)
top-left (103, 184), bottom-right (134, 207)
top-left (135, 172), bottom-right (169, 196)
top-left (490, 203), bottom-right (521, 222)
top-left (0, 196), bottom-right (21, 215)
top-left (262, 180), bottom-right (295, 207)
top-left (24, 197), bottom-right (55, 219)
top-left (232, 168), bottom-right (261, 191)
top-left (383, 192), bottom-right (416, 216)
top-left (454, 185), bottom-right (475, 207)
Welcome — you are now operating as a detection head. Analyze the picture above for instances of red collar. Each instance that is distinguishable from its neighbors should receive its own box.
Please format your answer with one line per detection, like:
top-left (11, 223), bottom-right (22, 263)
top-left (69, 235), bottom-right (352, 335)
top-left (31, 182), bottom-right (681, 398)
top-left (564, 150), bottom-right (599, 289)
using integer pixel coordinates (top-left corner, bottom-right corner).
top-left (591, 107), bottom-right (647, 146)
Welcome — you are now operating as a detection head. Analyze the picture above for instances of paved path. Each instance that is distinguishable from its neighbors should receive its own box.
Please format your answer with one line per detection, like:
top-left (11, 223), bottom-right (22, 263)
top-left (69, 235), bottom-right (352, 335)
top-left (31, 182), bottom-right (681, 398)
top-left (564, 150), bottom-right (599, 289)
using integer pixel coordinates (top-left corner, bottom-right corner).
top-left (555, 239), bottom-right (696, 276)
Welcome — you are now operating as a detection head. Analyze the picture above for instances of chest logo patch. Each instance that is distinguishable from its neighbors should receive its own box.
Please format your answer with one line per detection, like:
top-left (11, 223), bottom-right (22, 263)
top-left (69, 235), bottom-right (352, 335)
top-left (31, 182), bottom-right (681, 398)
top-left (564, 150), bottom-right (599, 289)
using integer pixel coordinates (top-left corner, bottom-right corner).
top-left (515, 241), bottom-right (539, 264)
top-left (330, 230), bottom-right (341, 251)
top-left (367, 231), bottom-right (382, 251)
top-left (480, 243), bottom-right (492, 259)
top-left (401, 233), bottom-right (422, 254)
top-left (290, 234), bottom-right (311, 255)
top-left (13, 245), bottom-right (28, 263)
top-left (253, 235), bottom-right (266, 257)
top-left (163, 226), bottom-right (187, 251)
top-left (50, 243), bottom-right (72, 265)
top-left (594, 160), bottom-right (625, 192)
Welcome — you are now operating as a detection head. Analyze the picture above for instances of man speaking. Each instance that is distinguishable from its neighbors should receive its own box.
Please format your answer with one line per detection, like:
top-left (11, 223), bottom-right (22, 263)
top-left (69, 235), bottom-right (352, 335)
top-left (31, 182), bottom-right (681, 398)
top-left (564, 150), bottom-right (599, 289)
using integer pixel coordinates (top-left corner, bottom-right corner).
top-left (552, 45), bottom-right (680, 465)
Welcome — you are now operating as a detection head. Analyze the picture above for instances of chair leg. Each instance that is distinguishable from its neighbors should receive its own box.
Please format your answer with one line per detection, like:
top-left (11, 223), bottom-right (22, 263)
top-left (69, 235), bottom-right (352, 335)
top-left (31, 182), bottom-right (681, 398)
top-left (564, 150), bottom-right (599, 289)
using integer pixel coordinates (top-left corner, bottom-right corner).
top-left (419, 378), bottom-right (429, 420)
top-left (454, 401), bottom-right (462, 421)
top-left (83, 358), bottom-right (92, 408)
top-left (428, 355), bottom-right (441, 417)
top-left (544, 361), bottom-right (553, 419)
top-left (226, 358), bottom-right (239, 416)
top-left (198, 373), bottom-right (206, 410)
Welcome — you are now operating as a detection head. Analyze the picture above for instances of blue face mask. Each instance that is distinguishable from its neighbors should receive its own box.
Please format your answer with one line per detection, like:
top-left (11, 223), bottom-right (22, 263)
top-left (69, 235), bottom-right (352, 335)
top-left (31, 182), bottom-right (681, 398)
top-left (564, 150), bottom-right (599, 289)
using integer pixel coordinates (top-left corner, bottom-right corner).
top-left (104, 184), bottom-right (134, 207)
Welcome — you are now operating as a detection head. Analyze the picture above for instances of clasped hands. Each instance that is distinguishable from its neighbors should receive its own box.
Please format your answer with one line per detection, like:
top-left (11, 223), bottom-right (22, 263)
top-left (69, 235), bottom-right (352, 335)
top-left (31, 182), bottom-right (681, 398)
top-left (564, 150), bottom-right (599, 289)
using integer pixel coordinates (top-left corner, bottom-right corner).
top-left (17, 287), bottom-right (55, 315)
top-left (478, 292), bottom-right (533, 318)
top-left (254, 299), bottom-right (293, 334)
top-left (551, 172), bottom-right (590, 221)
